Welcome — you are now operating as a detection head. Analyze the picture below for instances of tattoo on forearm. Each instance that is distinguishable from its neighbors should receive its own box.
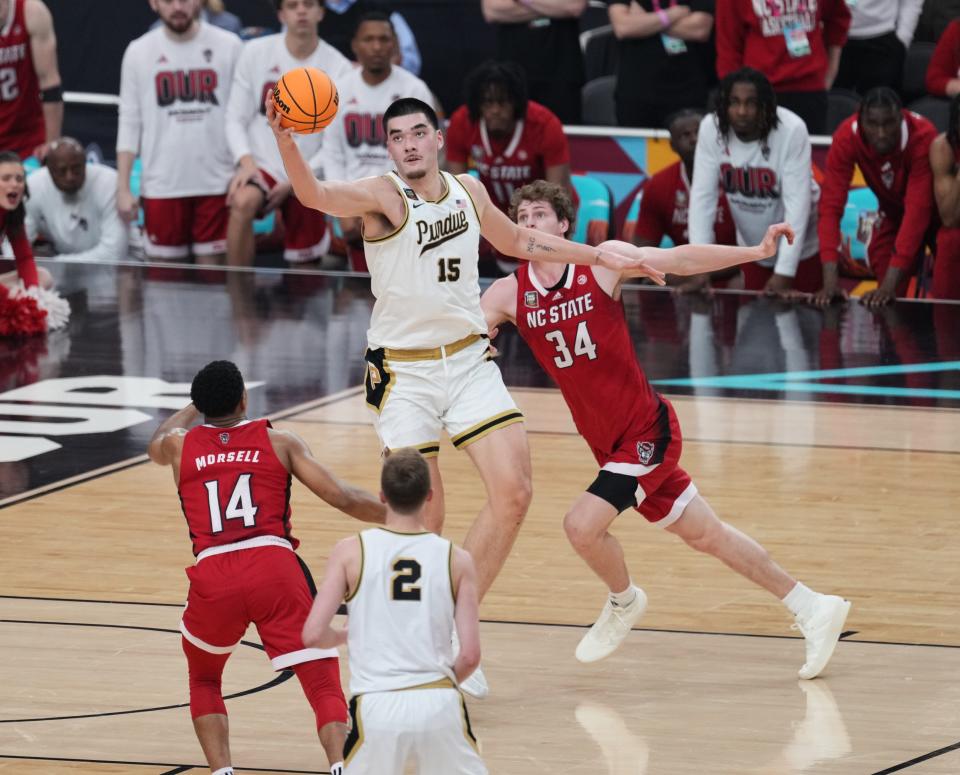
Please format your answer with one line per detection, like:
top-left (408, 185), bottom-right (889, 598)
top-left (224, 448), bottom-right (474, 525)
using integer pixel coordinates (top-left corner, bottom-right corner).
top-left (526, 237), bottom-right (535, 254)
top-left (535, 242), bottom-right (558, 253)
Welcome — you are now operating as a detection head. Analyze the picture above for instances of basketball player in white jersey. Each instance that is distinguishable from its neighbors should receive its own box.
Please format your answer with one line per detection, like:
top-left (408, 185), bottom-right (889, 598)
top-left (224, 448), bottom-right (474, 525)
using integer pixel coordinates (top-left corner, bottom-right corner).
top-left (117, 0), bottom-right (241, 263)
top-left (224, 0), bottom-right (353, 266)
top-left (303, 448), bottom-right (485, 774)
top-left (269, 96), bottom-right (664, 698)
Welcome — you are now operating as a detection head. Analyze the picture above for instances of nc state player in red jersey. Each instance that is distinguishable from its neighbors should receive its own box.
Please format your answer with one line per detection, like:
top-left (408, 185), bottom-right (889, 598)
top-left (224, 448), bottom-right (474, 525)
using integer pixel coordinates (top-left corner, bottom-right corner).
top-left (0, 0), bottom-right (62, 160)
top-left (148, 360), bottom-right (385, 775)
top-left (481, 181), bottom-right (851, 679)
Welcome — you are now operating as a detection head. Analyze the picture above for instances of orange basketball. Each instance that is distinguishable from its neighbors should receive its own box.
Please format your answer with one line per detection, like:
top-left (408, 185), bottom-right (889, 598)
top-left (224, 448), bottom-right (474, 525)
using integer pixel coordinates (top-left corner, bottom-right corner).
top-left (272, 66), bottom-right (339, 134)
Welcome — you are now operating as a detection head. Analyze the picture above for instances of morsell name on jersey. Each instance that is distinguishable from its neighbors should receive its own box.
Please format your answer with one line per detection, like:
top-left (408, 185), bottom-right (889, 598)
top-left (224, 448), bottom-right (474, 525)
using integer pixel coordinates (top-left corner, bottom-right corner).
top-left (526, 293), bottom-right (594, 328)
top-left (195, 449), bottom-right (261, 471)
top-left (417, 209), bottom-right (469, 254)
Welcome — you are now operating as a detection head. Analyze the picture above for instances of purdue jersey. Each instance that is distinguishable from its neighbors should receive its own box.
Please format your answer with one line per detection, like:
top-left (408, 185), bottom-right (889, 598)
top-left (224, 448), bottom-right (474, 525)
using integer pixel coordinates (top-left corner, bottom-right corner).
top-left (346, 528), bottom-right (456, 695)
top-left (364, 171), bottom-right (487, 349)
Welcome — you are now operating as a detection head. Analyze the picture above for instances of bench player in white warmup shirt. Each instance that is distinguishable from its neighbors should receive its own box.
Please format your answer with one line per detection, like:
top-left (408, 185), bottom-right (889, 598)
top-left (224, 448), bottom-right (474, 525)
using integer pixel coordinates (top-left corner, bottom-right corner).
top-left (303, 449), bottom-right (486, 774)
top-left (270, 95), bottom-right (664, 698)
top-left (224, 0), bottom-right (352, 266)
top-left (117, 0), bottom-right (241, 263)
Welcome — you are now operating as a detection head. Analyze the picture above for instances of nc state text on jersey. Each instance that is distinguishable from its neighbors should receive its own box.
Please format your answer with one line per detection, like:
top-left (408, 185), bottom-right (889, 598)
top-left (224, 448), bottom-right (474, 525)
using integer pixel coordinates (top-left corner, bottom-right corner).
top-left (195, 450), bottom-right (261, 471)
top-left (525, 293), bottom-right (594, 328)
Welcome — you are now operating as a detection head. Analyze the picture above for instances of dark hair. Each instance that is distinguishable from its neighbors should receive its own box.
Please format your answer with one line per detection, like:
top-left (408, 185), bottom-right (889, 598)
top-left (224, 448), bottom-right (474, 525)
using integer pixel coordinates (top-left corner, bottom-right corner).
top-left (383, 97), bottom-right (439, 132)
top-left (665, 108), bottom-right (703, 133)
top-left (859, 87), bottom-right (902, 122)
top-left (275, 0), bottom-right (322, 9)
top-left (0, 150), bottom-right (27, 236)
top-left (950, 94), bottom-right (960, 152)
top-left (191, 360), bottom-right (245, 418)
top-left (715, 68), bottom-right (780, 158)
top-left (509, 180), bottom-right (576, 237)
top-left (464, 60), bottom-right (528, 124)
top-left (381, 448), bottom-right (431, 514)
top-left (354, 9), bottom-right (394, 37)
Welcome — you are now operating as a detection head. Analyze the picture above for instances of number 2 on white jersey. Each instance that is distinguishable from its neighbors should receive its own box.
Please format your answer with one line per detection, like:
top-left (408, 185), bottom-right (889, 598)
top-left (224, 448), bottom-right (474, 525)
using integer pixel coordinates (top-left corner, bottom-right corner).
top-left (204, 474), bottom-right (259, 533)
top-left (545, 320), bottom-right (598, 369)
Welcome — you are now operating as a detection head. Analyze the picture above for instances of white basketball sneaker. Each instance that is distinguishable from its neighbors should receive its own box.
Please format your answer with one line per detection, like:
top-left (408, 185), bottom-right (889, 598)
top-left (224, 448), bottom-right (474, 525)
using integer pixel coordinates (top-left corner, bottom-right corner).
top-left (452, 629), bottom-right (489, 700)
top-left (575, 586), bottom-right (648, 663)
top-left (793, 594), bottom-right (851, 679)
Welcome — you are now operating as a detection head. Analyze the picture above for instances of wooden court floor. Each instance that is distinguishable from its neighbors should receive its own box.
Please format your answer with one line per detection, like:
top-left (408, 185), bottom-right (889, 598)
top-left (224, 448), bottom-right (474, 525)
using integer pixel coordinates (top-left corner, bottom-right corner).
top-left (2, 388), bottom-right (959, 774)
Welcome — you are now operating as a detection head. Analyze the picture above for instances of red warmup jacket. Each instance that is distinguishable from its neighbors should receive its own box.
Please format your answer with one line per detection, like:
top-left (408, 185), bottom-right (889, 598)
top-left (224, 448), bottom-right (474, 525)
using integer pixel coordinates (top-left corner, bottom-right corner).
top-left (716, 0), bottom-right (850, 93)
top-left (818, 111), bottom-right (938, 271)
top-left (925, 20), bottom-right (960, 97)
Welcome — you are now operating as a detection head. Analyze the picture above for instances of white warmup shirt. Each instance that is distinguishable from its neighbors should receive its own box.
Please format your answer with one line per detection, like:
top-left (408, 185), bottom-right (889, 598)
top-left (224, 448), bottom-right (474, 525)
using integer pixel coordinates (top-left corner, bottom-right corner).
top-left (847, 0), bottom-right (923, 45)
top-left (225, 33), bottom-right (352, 182)
top-left (324, 65), bottom-right (435, 182)
top-left (117, 22), bottom-right (241, 198)
top-left (346, 528), bottom-right (456, 695)
top-left (689, 107), bottom-right (819, 277)
top-left (25, 164), bottom-right (128, 261)
top-left (364, 171), bottom-right (487, 350)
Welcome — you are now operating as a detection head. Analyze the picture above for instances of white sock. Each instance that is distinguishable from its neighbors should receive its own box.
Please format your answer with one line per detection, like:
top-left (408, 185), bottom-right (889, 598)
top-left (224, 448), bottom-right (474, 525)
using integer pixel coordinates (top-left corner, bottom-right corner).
top-left (330, 762), bottom-right (344, 775)
top-left (782, 582), bottom-right (818, 616)
top-left (609, 583), bottom-right (637, 607)
top-left (212, 768), bottom-right (234, 775)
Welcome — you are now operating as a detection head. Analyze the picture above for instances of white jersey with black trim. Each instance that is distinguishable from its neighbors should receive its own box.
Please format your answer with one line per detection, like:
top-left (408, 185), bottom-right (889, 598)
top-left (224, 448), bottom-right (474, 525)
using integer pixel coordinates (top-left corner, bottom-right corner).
top-left (364, 171), bottom-right (487, 350)
top-left (346, 528), bottom-right (456, 695)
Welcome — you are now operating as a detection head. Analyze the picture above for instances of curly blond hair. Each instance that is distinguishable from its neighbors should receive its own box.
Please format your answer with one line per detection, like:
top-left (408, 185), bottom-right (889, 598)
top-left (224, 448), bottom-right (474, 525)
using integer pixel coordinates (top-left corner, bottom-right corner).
top-left (508, 180), bottom-right (576, 237)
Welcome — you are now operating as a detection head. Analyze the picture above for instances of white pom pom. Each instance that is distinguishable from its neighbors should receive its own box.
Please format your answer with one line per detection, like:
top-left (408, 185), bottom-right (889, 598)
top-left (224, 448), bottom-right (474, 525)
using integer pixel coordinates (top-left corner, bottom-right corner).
top-left (14, 285), bottom-right (72, 331)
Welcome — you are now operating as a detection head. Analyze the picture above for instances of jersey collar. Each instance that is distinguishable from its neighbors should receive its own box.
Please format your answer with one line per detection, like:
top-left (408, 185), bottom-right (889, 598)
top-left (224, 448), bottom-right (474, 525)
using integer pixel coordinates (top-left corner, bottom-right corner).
top-left (480, 119), bottom-right (525, 159)
top-left (1, 0), bottom-right (16, 37)
top-left (529, 263), bottom-right (575, 296)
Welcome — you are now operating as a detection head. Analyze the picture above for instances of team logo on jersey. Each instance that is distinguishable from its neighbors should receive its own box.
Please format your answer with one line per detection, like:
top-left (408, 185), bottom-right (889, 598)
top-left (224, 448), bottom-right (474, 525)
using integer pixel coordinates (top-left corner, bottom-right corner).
top-left (416, 210), bottom-right (469, 254)
top-left (524, 291), bottom-right (539, 308)
top-left (219, 432), bottom-right (230, 444)
top-left (577, 274), bottom-right (588, 286)
top-left (881, 162), bottom-right (894, 189)
top-left (403, 187), bottom-right (417, 200)
top-left (637, 441), bottom-right (655, 465)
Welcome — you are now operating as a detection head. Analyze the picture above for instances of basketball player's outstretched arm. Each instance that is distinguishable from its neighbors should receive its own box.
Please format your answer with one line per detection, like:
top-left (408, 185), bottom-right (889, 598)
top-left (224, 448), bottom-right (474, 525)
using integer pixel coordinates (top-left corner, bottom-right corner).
top-left (451, 546), bottom-right (481, 684)
top-left (275, 430), bottom-right (386, 523)
top-left (302, 537), bottom-right (359, 649)
top-left (266, 102), bottom-right (394, 219)
top-left (599, 222), bottom-right (796, 279)
top-left (480, 275), bottom-right (518, 333)
top-left (147, 404), bottom-right (201, 471)
top-left (459, 175), bottom-right (667, 284)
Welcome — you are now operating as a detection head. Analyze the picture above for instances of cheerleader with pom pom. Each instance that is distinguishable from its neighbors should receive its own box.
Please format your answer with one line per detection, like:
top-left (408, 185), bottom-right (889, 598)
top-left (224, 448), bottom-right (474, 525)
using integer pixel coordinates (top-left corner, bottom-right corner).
top-left (0, 151), bottom-right (69, 335)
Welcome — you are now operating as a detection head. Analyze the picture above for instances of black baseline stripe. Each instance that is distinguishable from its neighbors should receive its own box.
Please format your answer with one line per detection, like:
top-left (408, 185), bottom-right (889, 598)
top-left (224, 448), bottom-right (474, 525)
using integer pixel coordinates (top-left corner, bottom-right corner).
top-left (0, 619), bottom-right (282, 723)
top-left (0, 387), bottom-right (364, 510)
top-left (4, 597), bottom-right (957, 651)
top-left (871, 740), bottom-right (960, 774)
top-left (0, 755), bottom-right (331, 774)
top-left (452, 411), bottom-right (524, 448)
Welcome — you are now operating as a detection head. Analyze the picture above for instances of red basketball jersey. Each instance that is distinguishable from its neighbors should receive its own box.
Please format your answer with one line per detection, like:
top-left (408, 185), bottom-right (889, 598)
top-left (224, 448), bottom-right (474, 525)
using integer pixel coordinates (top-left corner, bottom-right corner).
top-left (515, 263), bottom-right (668, 458)
top-left (0, 0), bottom-right (44, 158)
top-left (178, 419), bottom-right (298, 556)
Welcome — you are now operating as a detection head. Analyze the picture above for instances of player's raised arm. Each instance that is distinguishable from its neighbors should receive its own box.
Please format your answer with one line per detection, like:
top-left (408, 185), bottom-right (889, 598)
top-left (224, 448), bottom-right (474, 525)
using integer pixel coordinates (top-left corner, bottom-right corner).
top-left (147, 404), bottom-right (201, 467)
top-left (266, 101), bottom-right (388, 218)
top-left (461, 174), bottom-right (666, 285)
top-left (275, 429), bottom-right (386, 523)
top-left (302, 537), bottom-right (356, 649)
top-left (600, 223), bottom-right (796, 279)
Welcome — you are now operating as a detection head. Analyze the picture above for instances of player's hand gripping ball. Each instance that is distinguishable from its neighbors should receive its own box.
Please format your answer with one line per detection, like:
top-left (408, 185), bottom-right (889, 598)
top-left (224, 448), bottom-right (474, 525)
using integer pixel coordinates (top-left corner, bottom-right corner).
top-left (272, 66), bottom-right (339, 134)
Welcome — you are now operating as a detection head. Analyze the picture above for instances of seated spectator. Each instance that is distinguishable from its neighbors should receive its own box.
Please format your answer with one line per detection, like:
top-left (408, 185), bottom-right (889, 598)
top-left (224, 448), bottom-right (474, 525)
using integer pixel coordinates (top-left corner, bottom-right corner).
top-left (929, 94), bottom-right (960, 299)
top-left (628, 109), bottom-right (737, 290)
top-left (224, 0), bottom-right (352, 266)
top-left (835, 0), bottom-right (923, 94)
top-left (482, 0), bottom-right (586, 124)
top-left (324, 11), bottom-right (434, 267)
top-left (607, 0), bottom-right (715, 129)
top-left (688, 68), bottom-right (821, 296)
top-left (150, 0), bottom-right (243, 35)
top-left (446, 61), bottom-right (571, 213)
top-left (815, 88), bottom-right (937, 307)
top-left (323, 1), bottom-right (423, 75)
top-left (925, 18), bottom-right (960, 98)
top-left (24, 138), bottom-right (127, 262)
top-left (715, 0), bottom-right (850, 135)
top-left (445, 60), bottom-right (572, 274)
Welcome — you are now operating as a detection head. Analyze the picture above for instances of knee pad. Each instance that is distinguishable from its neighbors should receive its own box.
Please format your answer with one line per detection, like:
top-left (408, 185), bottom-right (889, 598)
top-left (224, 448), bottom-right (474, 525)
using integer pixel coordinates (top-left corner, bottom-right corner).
top-left (293, 658), bottom-right (347, 728)
top-left (183, 637), bottom-right (229, 718)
